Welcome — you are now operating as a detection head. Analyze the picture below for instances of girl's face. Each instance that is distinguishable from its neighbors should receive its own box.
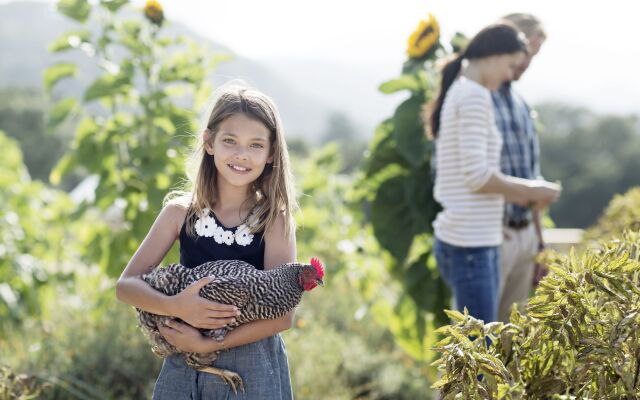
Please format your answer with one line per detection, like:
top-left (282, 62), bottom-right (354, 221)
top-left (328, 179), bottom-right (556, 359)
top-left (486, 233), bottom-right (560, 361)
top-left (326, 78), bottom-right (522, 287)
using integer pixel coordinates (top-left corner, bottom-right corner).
top-left (204, 113), bottom-right (273, 191)
top-left (484, 52), bottom-right (526, 90)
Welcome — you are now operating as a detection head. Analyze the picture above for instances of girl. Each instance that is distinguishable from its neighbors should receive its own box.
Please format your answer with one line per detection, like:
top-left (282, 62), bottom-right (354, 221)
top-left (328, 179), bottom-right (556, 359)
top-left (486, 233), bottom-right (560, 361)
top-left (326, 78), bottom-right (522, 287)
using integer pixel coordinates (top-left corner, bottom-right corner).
top-left (428, 23), bottom-right (560, 323)
top-left (116, 83), bottom-right (298, 399)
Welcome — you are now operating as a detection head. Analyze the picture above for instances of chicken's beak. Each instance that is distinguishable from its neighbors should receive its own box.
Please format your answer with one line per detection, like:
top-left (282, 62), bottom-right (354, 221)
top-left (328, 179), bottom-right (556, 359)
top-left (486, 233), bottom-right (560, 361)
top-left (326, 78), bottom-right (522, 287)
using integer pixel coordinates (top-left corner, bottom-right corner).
top-left (316, 278), bottom-right (324, 287)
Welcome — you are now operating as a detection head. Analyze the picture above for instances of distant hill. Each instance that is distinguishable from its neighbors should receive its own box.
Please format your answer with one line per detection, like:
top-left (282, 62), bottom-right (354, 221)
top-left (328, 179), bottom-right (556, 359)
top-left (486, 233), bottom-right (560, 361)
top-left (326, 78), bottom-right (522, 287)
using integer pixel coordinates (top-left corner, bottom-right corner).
top-left (0, 1), bottom-right (334, 139)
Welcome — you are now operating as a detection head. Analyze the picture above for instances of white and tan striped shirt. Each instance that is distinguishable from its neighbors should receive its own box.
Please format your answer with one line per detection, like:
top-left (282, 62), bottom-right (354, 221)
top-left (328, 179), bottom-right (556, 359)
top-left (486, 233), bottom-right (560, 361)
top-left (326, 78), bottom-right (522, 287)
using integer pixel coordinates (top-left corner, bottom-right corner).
top-left (433, 77), bottom-right (504, 247)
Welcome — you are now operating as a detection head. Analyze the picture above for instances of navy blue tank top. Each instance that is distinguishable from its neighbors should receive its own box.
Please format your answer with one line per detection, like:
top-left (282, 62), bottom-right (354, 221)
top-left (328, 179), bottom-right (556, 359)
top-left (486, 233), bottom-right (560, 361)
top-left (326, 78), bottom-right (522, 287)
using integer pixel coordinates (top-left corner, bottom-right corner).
top-left (179, 209), bottom-right (265, 270)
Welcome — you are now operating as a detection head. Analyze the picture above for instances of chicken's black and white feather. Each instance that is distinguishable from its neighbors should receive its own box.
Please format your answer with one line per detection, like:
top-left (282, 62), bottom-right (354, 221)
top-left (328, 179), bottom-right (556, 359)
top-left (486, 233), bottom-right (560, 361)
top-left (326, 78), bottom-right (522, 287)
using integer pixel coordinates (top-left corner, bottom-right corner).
top-left (137, 258), bottom-right (324, 372)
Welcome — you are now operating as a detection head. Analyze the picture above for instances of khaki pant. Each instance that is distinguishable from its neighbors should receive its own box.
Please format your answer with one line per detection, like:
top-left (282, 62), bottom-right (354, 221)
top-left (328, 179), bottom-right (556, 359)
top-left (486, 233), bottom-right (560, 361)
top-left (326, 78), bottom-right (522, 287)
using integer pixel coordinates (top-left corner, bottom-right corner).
top-left (498, 224), bottom-right (539, 322)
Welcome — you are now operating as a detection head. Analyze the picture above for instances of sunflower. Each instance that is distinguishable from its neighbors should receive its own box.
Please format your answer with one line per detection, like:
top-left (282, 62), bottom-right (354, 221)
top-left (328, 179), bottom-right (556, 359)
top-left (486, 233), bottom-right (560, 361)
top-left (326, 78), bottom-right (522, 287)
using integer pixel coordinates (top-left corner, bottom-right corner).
top-left (407, 13), bottom-right (440, 60)
top-left (143, 0), bottom-right (164, 26)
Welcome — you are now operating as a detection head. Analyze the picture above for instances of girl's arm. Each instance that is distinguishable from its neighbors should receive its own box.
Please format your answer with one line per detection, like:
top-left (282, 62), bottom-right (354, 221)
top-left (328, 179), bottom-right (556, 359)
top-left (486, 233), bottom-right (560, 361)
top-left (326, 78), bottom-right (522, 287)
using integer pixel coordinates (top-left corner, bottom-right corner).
top-left (116, 204), bottom-right (238, 329)
top-left (160, 212), bottom-right (297, 353)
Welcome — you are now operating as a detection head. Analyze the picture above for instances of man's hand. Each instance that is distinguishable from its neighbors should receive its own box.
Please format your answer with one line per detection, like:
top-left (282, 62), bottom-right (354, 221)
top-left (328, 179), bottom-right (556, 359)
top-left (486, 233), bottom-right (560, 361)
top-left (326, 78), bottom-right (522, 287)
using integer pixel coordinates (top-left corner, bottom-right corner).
top-left (532, 242), bottom-right (548, 286)
top-left (532, 262), bottom-right (549, 286)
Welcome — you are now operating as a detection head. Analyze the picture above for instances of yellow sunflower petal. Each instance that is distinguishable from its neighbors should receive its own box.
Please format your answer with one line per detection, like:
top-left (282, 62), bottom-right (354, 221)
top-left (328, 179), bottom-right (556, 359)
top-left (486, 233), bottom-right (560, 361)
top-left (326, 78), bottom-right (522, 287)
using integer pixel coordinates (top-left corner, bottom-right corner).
top-left (406, 13), bottom-right (440, 59)
top-left (143, 0), bottom-right (164, 26)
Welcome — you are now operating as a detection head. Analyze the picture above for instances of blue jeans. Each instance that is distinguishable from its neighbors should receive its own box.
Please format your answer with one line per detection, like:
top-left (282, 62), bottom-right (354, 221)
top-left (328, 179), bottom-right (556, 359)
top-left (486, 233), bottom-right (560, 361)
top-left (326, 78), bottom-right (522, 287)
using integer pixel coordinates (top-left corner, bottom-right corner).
top-left (434, 237), bottom-right (500, 323)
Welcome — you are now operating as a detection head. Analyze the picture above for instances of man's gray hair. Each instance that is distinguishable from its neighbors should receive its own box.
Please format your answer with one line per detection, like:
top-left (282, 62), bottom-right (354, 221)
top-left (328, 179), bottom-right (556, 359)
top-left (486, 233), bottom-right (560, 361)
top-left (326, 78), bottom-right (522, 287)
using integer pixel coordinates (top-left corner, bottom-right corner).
top-left (501, 13), bottom-right (546, 39)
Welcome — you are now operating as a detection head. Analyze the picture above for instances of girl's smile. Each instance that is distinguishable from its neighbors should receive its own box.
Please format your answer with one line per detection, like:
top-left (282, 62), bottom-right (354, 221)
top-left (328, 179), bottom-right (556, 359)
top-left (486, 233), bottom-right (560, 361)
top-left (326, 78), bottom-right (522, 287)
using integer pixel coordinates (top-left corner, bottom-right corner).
top-left (228, 163), bottom-right (251, 173)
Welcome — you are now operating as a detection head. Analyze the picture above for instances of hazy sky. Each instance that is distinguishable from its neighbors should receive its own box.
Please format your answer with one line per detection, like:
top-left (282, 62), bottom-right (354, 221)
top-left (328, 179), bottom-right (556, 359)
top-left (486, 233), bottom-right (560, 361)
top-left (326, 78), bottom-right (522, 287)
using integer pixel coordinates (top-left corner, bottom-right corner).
top-left (151, 0), bottom-right (640, 116)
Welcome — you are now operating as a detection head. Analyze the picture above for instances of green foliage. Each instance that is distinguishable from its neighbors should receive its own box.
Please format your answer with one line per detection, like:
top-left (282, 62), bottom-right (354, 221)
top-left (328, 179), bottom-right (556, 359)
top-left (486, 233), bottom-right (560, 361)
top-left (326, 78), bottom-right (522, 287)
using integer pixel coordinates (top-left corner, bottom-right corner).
top-left (44, 0), bottom-right (226, 277)
top-left (537, 103), bottom-right (640, 228)
top-left (47, 30), bottom-right (92, 53)
top-left (43, 63), bottom-right (76, 93)
top-left (0, 131), bottom-right (86, 333)
top-left (0, 248), bottom-right (434, 399)
top-left (296, 144), bottom-right (443, 369)
top-left (0, 146), bottom-right (435, 399)
top-left (393, 94), bottom-right (430, 167)
top-left (56, 0), bottom-right (91, 22)
top-left (0, 89), bottom-right (78, 186)
top-left (356, 23), bottom-right (456, 361)
top-left (0, 365), bottom-right (48, 400)
top-left (0, 269), bottom-right (161, 399)
top-left (100, 0), bottom-right (129, 13)
top-left (379, 74), bottom-right (424, 94)
top-left (47, 98), bottom-right (78, 129)
top-left (433, 231), bottom-right (640, 399)
top-left (289, 147), bottom-right (436, 398)
top-left (286, 272), bottom-right (434, 399)
top-left (4, 1), bottom-right (442, 397)
top-left (584, 187), bottom-right (640, 243)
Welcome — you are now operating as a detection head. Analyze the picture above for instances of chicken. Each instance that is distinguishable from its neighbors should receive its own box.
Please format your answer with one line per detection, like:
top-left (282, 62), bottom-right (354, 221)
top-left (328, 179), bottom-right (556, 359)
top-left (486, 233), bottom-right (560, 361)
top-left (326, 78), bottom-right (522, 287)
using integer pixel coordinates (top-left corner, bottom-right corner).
top-left (136, 257), bottom-right (325, 393)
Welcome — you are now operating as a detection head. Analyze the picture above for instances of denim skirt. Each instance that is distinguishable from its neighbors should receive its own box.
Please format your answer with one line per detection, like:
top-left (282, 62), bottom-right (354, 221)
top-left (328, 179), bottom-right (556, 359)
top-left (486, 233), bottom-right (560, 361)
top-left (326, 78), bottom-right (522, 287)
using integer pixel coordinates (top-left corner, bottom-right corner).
top-left (152, 335), bottom-right (293, 400)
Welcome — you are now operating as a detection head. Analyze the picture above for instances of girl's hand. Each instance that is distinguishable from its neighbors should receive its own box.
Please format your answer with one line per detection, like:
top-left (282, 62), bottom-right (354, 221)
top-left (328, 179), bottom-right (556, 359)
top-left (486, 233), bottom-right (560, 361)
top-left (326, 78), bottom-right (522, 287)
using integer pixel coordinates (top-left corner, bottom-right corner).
top-left (159, 320), bottom-right (209, 353)
top-left (170, 277), bottom-right (239, 329)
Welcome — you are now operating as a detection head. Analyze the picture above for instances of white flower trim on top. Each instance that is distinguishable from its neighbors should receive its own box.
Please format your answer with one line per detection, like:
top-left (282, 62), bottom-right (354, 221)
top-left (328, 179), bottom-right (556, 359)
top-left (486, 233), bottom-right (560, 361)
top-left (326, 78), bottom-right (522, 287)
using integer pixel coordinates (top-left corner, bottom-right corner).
top-left (195, 208), bottom-right (257, 246)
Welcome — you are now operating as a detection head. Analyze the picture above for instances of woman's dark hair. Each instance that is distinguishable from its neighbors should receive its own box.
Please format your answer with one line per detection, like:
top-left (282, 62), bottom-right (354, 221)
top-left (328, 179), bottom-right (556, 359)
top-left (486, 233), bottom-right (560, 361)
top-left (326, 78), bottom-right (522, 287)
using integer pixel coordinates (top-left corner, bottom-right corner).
top-left (429, 23), bottom-right (528, 137)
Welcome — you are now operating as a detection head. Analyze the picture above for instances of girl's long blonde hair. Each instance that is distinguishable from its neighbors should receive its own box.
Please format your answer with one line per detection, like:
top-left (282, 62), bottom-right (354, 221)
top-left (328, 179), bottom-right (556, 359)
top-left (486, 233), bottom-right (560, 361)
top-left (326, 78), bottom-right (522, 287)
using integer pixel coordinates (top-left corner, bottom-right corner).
top-left (166, 82), bottom-right (298, 240)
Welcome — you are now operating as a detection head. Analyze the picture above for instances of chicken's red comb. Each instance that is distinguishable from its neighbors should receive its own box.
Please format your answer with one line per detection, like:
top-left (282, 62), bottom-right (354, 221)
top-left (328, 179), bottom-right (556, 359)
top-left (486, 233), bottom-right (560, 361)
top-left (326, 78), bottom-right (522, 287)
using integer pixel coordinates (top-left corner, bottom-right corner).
top-left (310, 257), bottom-right (325, 279)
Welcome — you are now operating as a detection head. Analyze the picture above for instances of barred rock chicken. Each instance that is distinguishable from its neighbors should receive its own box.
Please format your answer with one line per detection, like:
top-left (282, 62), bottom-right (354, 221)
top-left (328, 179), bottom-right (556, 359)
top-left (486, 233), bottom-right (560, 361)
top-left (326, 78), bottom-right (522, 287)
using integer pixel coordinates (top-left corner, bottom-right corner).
top-left (137, 257), bottom-right (324, 392)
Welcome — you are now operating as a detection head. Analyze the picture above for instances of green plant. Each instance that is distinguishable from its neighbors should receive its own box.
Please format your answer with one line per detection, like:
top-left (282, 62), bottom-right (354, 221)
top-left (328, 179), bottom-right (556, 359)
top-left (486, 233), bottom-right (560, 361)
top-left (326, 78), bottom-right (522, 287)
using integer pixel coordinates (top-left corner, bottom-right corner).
top-left (286, 273), bottom-right (435, 399)
top-left (1, 268), bottom-right (161, 399)
top-left (291, 145), bottom-right (437, 397)
top-left (356, 14), bottom-right (460, 361)
top-left (2, 145), bottom-right (436, 399)
top-left (0, 365), bottom-right (48, 400)
top-left (0, 131), bottom-right (83, 333)
top-left (44, 0), bottom-right (228, 277)
top-left (433, 231), bottom-right (640, 399)
top-left (584, 187), bottom-right (640, 243)
top-left (0, 88), bottom-right (77, 186)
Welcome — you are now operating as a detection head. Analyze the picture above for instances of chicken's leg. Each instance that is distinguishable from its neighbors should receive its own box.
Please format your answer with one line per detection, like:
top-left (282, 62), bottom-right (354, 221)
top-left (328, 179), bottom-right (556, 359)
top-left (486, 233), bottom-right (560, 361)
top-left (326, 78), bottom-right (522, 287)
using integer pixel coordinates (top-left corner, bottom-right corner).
top-left (199, 367), bottom-right (245, 393)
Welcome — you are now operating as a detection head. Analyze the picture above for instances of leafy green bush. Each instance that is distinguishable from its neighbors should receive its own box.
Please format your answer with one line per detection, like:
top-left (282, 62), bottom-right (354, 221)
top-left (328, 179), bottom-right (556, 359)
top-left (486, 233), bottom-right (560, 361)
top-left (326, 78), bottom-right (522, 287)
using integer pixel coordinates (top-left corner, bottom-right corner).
top-left (286, 275), bottom-right (434, 400)
top-left (1, 269), bottom-right (161, 399)
top-left (0, 364), bottom-right (48, 400)
top-left (584, 187), bottom-right (640, 243)
top-left (432, 231), bottom-right (640, 399)
top-left (0, 131), bottom-right (84, 333)
top-left (288, 147), bottom-right (436, 398)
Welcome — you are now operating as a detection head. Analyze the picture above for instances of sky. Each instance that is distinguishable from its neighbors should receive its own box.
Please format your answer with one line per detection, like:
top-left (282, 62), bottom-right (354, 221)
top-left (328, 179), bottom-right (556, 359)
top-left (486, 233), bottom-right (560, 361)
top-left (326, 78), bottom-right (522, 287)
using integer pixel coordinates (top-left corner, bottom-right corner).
top-left (150, 0), bottom-right (640, 117)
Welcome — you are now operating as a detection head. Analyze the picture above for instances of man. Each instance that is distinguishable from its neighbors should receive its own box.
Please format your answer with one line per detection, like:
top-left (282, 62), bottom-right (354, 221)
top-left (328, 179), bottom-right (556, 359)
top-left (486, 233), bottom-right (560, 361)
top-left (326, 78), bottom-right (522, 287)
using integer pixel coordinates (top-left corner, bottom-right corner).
top-left (492, 13), bottom-right (560, 322)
